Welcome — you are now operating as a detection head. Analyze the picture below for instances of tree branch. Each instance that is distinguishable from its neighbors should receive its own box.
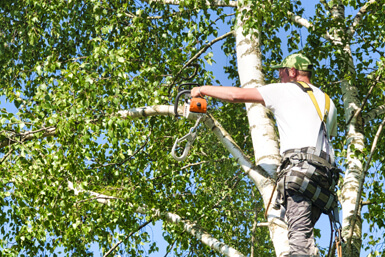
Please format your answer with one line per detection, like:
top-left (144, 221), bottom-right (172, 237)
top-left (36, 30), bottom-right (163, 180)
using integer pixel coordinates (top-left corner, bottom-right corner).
top-left (103, 220), bottom-right (153, 257)
top-left (288, 11), bottom-right (312, 29)
top-left (346, 0), bottom-right (377, 38)
top-left (0, 126), bottom-right (56, 149)
top-left (170, 30), bottom-right (234, 91)
top-left (346, 73), bottom-right (382, 125)
top-left (362, 104), bottom-right (385, 124)
top-left (203, 113), bottom-right (271, 182)
top-left (0, 106), bottom-right (174, 150)
top-left (287, 11), bottom-right (334, 41)
top-left (144, 0), bottom-right (237, 7)
top-left (121, 108), bottom-right (270, 182)
top-left (68, 181), bottom-right (246, 257)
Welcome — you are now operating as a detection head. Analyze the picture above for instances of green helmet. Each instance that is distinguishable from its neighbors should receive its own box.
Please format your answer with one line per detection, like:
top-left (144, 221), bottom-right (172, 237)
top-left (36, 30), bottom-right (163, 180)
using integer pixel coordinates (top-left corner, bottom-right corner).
top-left (271, 53), bottom-right (313, 71)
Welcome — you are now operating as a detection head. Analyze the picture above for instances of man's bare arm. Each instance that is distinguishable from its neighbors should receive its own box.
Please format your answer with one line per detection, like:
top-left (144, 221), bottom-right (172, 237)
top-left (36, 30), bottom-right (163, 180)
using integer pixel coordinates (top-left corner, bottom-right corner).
top-left (191, 86), bottom-right (265, 106)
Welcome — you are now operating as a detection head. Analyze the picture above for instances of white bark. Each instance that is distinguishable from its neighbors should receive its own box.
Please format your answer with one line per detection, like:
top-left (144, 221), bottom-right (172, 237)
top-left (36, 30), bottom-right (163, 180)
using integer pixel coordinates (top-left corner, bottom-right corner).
top-left (0, 105), bottom-right (175, 150)
top-left (330, 3), bottom-right (364, 254)
top-left (346, 0), bottom-right (377, 38)
top-left (72, 105), bottom-right (270, 256)
top-left (118, 105), bottom-right (176, 118)
top-left (0, 126), bottom-right (56, 149)
top-left (68, 181), bottom-right (246, 257)
top-left (70, 104), bottom-right (286, 256)
top-left (363, 104), bottom-right (385, 124)
top-left (341, 80), bottom-right (364, 254)
top-left (235, 2), bottom-right (288, 256)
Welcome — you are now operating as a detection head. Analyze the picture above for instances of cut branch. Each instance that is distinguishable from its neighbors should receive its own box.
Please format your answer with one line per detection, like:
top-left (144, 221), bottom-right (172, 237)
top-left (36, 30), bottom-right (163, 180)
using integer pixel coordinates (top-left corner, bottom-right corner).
top-left (0, 106), bottom-right (174, 150)
top-left (117, 105), bottom-right (176, 119)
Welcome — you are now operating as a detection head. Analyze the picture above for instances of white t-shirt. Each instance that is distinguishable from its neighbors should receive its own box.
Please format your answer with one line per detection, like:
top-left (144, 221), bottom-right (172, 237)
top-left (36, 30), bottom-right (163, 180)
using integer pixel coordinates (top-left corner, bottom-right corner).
top-left (258, 82), bottom-right (337, 155)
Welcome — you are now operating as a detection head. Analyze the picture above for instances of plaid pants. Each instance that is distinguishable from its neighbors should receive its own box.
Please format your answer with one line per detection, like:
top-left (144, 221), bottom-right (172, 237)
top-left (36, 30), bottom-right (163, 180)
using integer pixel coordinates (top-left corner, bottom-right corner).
top-left (285, 189), bottom-right (322, 256)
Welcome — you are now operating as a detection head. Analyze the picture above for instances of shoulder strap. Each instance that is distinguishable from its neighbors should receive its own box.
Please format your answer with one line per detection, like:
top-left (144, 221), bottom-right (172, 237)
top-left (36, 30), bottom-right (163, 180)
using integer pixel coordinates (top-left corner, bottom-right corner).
top-left (324, 94), bottom-right (330, 123)
top-left (294, 81), bottom-right (334, 162)
top-left (294, 81), bottom-right (330, 122)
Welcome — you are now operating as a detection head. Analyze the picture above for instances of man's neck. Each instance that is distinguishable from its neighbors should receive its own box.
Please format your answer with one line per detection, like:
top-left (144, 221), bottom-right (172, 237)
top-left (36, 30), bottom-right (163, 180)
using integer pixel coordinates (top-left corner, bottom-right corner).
top-left (292, 76), bottom-right (310, 84)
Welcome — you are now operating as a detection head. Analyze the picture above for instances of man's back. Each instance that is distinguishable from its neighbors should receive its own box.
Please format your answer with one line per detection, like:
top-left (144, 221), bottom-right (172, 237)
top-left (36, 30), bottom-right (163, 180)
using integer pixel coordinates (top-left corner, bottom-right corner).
top-left (258, 82), bottom-right (337, 154)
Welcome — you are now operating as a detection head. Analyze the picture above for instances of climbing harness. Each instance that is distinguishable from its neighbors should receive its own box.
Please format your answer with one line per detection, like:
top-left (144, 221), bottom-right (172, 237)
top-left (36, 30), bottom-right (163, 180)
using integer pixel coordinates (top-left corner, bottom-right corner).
top-left (276, 82), bottom-right (339, 212)
top-left (171, 83), bottom-right (207, 161)
top-left (269, 81), bottom-right (343, 253)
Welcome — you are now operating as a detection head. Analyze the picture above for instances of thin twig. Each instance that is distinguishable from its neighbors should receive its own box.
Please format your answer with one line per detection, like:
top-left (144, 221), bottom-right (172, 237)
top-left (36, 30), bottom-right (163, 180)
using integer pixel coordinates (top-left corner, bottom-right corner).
top-left (180, 157), bottom-right (229, 170)
top-left (168, 30), bottom-right (234, 92)
top-left (0, 147), bottom-right (15, 164)
top-left (320, 0), bottom-right (331, 11)
top-left (164, 237), bottom-right (178, 257)
top-left (75, 196), bottom-right (121, 204)
top-left (103, 219), bottom-right (153, 257)
top-left (93, 131), bottom-right (152, 169)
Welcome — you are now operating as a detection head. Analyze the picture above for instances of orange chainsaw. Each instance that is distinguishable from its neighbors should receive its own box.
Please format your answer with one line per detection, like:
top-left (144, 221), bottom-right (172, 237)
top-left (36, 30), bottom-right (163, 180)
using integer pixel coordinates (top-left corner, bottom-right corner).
top-left (173, 83), bottom-right (207, 118)
top-left (171, 83), bottom-right (207, 161)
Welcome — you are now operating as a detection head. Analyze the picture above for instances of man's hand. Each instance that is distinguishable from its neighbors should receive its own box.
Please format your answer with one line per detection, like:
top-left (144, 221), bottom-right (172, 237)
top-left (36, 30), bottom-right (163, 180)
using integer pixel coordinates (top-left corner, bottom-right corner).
top-left (191, 86), bottom-right (205, 98)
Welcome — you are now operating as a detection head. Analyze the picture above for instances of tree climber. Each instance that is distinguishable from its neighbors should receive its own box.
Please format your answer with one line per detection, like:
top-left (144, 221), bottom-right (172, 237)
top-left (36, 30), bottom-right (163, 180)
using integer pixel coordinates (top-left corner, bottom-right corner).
top-left (191, 53), bottom-right (339, 257)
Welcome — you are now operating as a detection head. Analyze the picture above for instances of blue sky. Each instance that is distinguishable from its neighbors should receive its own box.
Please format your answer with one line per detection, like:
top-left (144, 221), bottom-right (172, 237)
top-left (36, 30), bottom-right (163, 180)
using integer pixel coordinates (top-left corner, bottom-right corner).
top-left (1, 1), bottom-right (381, 256)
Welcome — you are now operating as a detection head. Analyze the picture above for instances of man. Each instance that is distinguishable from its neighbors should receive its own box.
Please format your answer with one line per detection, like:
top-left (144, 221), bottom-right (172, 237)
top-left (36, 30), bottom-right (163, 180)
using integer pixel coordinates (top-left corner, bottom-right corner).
top-left (191, 53), bottom-right (338, 257)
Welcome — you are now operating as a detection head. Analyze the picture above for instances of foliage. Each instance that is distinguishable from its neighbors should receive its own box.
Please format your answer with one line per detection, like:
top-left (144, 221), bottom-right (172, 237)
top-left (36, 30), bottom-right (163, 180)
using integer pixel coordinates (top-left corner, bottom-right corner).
top-left (0, 0), bottom-right (384, 256)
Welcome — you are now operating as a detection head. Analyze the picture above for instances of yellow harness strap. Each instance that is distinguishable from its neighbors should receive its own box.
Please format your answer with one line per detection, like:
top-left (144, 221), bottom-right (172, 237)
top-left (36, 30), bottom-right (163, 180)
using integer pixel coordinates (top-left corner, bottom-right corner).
top-left (295, 81), bottom-right (330, 122)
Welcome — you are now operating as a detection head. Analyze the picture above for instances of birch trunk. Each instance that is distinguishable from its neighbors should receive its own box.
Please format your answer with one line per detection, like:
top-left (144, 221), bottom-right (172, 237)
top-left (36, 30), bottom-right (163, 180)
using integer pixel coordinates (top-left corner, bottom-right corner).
top-left (235, 2), bottom-right (289, 256)
top-left (341, 78), bottom-right (364, 256)
top-left (329, 3), bottom-right (364, 256)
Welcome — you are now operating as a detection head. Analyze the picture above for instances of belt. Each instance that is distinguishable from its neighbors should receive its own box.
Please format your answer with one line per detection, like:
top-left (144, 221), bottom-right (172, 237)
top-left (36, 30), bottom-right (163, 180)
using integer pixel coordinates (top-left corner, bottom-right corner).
top-left (283, 147), bottom-right (334, 169)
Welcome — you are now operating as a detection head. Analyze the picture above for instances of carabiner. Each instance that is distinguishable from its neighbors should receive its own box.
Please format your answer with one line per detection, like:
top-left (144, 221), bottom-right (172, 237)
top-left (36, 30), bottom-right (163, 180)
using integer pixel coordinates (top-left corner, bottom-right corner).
top-left (171, 116), bottom-right (202, 161)
top-left (171, 127), bottom-right (197, 161)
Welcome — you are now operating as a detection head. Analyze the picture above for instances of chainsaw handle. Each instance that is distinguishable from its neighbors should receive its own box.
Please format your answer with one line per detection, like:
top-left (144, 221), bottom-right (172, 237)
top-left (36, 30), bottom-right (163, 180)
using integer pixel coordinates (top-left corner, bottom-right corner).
top-left (177, 83), bottom-right (200, 92)
top-left (174, 90), bottom-right (191, 117)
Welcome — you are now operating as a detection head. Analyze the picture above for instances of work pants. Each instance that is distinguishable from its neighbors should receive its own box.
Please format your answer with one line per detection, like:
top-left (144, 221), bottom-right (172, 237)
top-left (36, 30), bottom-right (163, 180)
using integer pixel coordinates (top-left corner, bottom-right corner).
top-left (285, 189), bottom-right (322, 257)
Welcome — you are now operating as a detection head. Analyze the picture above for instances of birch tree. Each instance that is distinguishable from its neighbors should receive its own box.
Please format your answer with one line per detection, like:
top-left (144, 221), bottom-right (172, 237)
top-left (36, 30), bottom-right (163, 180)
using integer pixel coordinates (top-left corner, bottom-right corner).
top-left (0, 0), bottom-right (384, 256)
